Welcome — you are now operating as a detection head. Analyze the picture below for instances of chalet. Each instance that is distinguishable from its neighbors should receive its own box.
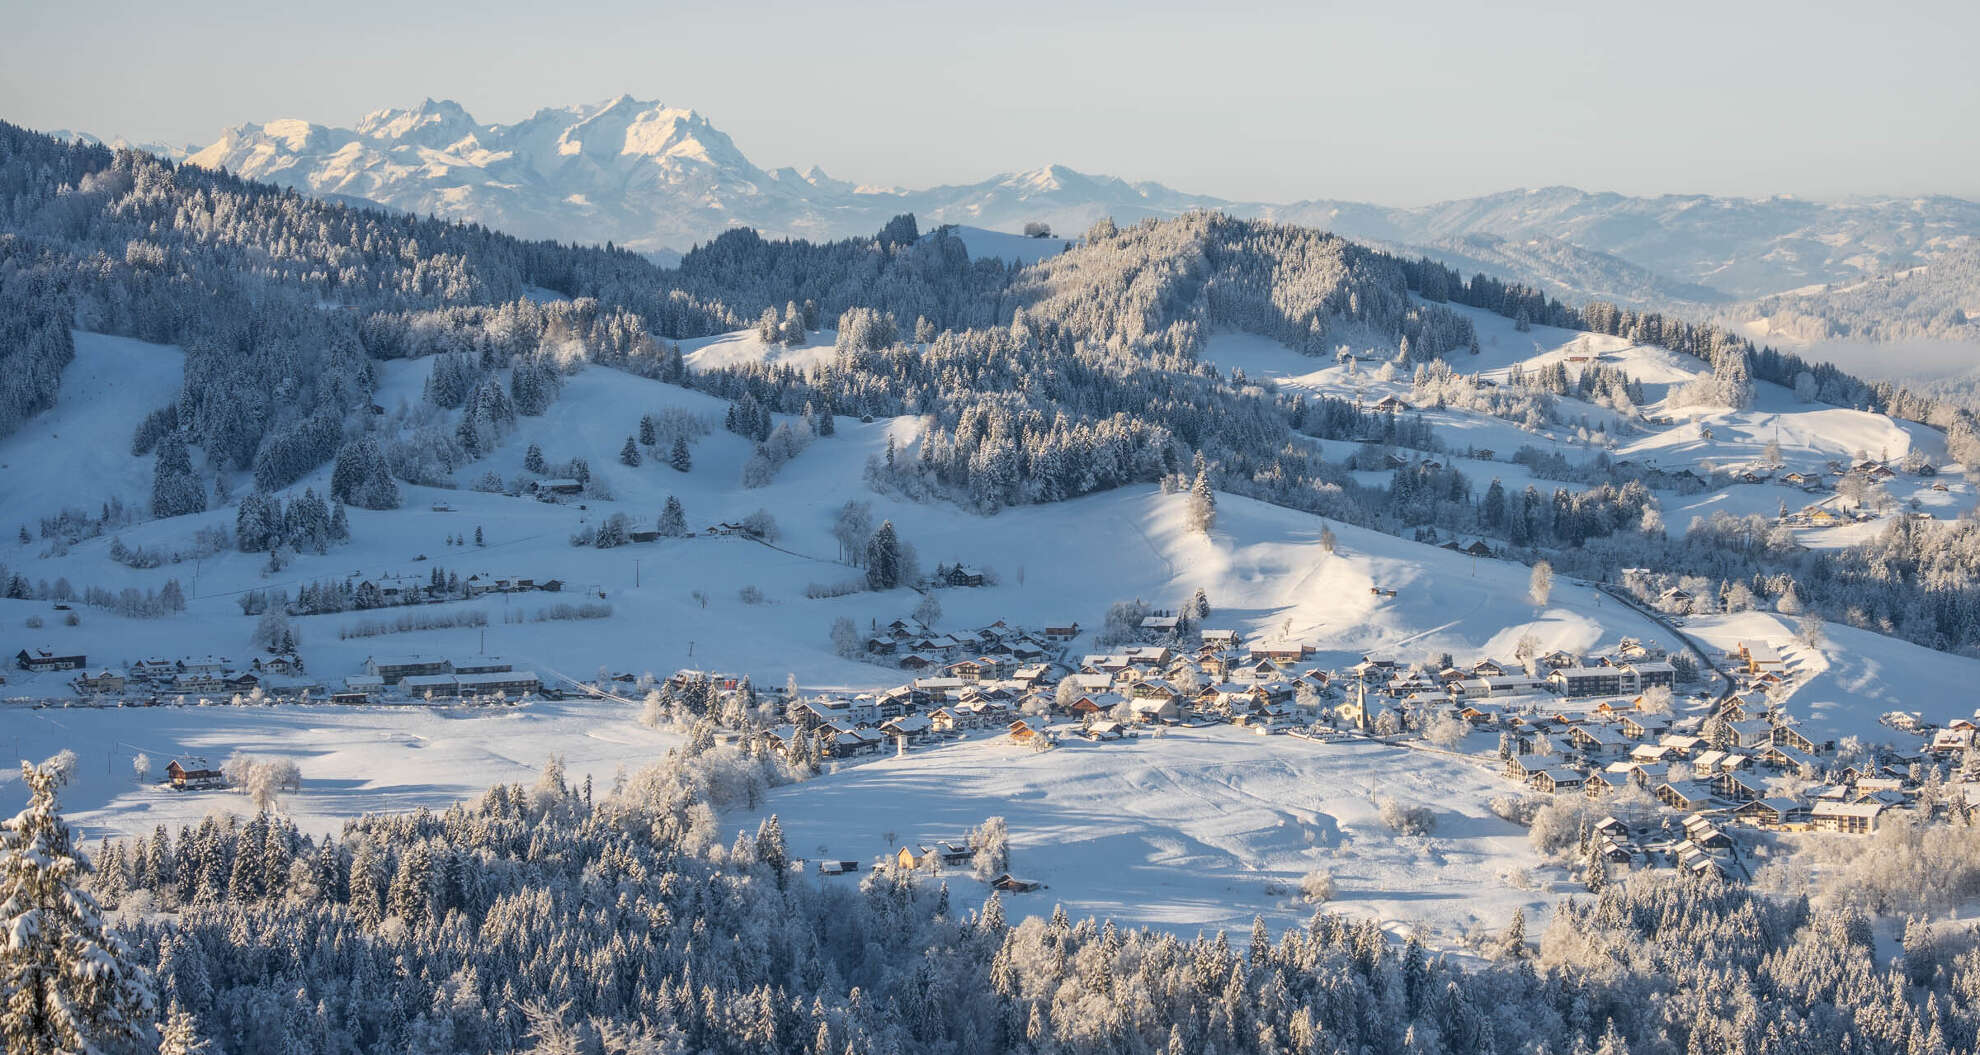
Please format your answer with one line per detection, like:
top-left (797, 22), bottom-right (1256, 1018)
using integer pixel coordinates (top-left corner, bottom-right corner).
top-left (451, 657), bottom-right (514, 676)
top-left (1531, 768), bottom-right (1588, 794)
top-left (914, 677), bottom-right (969, 701)
top-left (364, 655), bottom-right (451, 685)
top-left (1129, 697), bottom-right (1181, 724)
top-left (1655, 781), bottom-right (1718, 811)
top-left (1630, 743), bottom-right (1679, 763)
top-left (1584, 769), bottom-right (1633, 796)
top-left (1619, 713), bottom-right (1671, 740)
top-left (1140, 615), bottom-right (1181, 634)
top-left (1733, 641), bottom-right (1785, 676)
top-left (132, 657), bottom-right (179, 681)
top-left (1201, 629), bottom-right (1242, 649)
top-left (820, 725), bottom-right (885, 758)
top-left (1069, 692), bottom-right (1121, 717)
top-left (627, 529), bottom-right (661, 544)
top-left (1726, 719), bottom-right (1777, 750)
top-left (897, 653), bottom-right (940, 671)
top-left (991, 873), bottom-right (1043, 893)
top-left (1616, 638), bottom-right (1667, 661)
top-left (1042, 622), bottom-right (1082, 641)
top-left (164, 757), bottom-right (223, 789)
top-left (880, 715), bottom-right (933, 743)
top-left (1008, 717), bottom-right (1049, 744)
top-left (1502, 754), bottom-right (1552, 782)
top-left (71, 668), bottom-right (126, 694)
top-left (1370, 394), bottom-right (1409, 414)
top-left (895, 845), bottom-right (938, 870)
top-left (15, 648), bottom-right (85, 673)
top-left (944, 565), bottom-right (987, 588)
top-left (1766, 740), bottom-right (1821, 771)
top-left (1470, 659), bottom-right (1508, 677)
top-left (1464, 540), bottom-right (1494, 557)
top-left (1537, 650), bottom-right (1580, 670)
top-left (454, 670), bottom-right (541, 697)
top-left (1735, 797), bottom-right (1810, 829)
top-left (253, 654), bottom-right (304, 676)
top-left (532, 478), bottom-right (584, 496)
top-left (818, 860), bottom-right (861, 876)
top-left (1771, 724), bottom-right (1829, 754)
top-left (1712, 770), bottom-right (1769, 802)
top-left (1083, 720), bottom-right (1124, 741)
top-left (1810, 801), bottom-right (1884, 835)
top-left (1566, 724), bottom-right (1630, 755)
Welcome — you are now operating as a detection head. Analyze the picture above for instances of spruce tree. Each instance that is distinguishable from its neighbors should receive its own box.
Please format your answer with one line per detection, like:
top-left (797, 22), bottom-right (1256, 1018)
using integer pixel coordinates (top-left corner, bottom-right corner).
top-left (0, 756), bottom-right (155, 1053)
top-left (865, 521), bottom-right (901, 590)
top-left (669, 435), bottom-right (691, 472)
top-left (619, 436), bottom-right (641, 467)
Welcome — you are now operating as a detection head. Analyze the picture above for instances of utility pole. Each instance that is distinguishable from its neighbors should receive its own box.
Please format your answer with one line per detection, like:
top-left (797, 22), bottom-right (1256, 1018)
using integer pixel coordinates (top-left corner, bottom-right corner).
top-left (635, 559), bottom-right (640, 588)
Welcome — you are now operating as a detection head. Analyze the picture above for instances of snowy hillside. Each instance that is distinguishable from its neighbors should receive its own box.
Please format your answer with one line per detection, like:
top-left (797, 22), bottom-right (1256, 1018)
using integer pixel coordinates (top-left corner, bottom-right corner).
top-left (154, 100), bottom-right (1980, 307)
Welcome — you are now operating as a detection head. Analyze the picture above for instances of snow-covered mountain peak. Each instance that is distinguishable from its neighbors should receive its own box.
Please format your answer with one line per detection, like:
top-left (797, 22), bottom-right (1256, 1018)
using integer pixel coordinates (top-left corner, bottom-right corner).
top-left (354, 98), bottom-right (478, 148)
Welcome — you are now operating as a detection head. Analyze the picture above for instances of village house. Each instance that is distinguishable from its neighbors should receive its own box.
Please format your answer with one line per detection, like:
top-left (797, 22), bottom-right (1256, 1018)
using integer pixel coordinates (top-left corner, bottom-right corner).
top-left (879, 715), bottom-right (934, 744)
top-left (1531, 767), bottom-right (1588, 794)
top-left (165, 757), bottom-right (224, 789)
top-left (1655, 781), bottom-right (1719, 812)
top-left (1732, 641), bottom-right (1786, 676)
top-left (71, 668), bottom-right (126, 694)
top-left (1008, 717), bottom-right (1048, 744)
top-left (15, 647), bottom-right (85, 673)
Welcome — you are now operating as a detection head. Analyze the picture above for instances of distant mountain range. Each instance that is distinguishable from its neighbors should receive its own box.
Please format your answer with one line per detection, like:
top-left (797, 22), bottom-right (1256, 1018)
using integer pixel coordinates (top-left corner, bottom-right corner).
top-left (54, 97), bottom-right (1980, 324)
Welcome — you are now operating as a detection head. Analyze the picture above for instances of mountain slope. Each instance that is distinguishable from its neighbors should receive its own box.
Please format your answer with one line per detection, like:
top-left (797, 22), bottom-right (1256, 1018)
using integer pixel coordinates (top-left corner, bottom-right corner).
top-left (169, 99), bottom-right (1980, 308)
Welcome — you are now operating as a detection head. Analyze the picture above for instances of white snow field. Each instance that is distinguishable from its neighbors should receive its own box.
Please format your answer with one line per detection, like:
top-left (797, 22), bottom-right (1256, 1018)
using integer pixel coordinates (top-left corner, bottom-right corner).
top-left (2, 697), bottom-right (676, 845)
top-left (727, 724), bottom-right (1548, 947)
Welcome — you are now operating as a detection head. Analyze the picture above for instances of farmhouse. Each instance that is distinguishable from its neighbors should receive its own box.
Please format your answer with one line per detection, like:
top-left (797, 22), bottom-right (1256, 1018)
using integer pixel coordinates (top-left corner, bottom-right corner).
top-left (15, 648), bottom-right (85, 672)
top-left (165, 757), bottom-right (224, 789)
top-left (71, 668), bottom-right (127, 694)
top-left (1733, 641), bottom-right (1785, 675)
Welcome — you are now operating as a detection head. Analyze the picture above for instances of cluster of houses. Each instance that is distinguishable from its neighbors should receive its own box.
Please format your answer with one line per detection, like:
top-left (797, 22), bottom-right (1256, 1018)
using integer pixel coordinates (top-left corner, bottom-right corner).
top-left (344, 655), bottom-right (543, 702)
top-left (48, 651), bottom-right (320, 699)
top-left (351, 571), bottom-right (568, 605)
top-left (864, 618), bottom-right (1069, 676)
top-left (1478, 636), bottom-right (1961, 878)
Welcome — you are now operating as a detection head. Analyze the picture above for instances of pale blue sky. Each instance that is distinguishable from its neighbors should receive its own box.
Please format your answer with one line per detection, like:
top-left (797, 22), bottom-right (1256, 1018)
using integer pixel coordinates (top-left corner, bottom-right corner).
top-left (6, 0), bottom-right (1975, 205)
